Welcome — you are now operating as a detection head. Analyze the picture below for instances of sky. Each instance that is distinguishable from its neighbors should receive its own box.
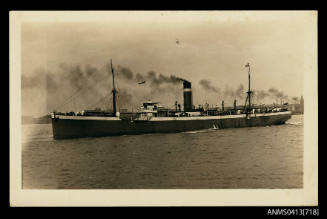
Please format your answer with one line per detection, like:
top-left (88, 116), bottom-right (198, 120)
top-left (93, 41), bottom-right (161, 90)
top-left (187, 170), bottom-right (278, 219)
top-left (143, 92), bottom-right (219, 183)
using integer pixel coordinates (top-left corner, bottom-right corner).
top-left (20, 11), bottom-right (310, 116)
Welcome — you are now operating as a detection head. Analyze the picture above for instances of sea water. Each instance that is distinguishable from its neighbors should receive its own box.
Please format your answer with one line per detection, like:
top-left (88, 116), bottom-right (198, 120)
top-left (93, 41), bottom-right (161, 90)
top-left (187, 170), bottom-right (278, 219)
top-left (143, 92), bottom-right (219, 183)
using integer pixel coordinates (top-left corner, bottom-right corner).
top-left (21, 115), bottom-right (303, 189)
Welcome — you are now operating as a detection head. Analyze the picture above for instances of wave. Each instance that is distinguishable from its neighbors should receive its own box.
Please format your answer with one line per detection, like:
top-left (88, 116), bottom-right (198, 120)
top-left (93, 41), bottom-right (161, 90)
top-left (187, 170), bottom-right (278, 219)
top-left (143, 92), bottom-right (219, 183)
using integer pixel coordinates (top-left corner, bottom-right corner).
top-left (286, 121), bottom-right (303, 126)
top-left (183, 129), bottom-right (215, 134)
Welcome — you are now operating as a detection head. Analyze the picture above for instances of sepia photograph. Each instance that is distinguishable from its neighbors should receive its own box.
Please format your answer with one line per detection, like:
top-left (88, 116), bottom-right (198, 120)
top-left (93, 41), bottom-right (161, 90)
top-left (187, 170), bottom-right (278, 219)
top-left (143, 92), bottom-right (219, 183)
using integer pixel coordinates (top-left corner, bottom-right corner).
top-left (10, 11), bottom-right (318, 206)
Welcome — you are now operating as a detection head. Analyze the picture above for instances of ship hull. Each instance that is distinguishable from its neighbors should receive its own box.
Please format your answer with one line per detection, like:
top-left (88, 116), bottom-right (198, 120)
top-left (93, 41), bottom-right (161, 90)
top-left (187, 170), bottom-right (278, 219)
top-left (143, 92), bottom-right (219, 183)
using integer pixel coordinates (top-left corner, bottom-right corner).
top-left (51, 112), bottom-right (291, 139)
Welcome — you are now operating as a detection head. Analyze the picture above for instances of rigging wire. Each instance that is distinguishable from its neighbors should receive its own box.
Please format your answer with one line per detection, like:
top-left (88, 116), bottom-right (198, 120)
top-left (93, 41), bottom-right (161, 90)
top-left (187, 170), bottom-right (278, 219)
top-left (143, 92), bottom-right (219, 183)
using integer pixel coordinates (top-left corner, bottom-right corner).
top-left (54, 64), bottom-right (107, 111)
top-left (87, 92), bottom-right (112, 110)
top-left (54, 85), bottom-right (86, 111)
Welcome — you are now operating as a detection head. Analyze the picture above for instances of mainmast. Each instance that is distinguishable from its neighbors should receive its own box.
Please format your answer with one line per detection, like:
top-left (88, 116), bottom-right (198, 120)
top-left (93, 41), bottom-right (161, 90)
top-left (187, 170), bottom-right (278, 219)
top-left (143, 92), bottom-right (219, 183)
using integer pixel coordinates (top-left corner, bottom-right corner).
top-left (245, 62), bottom-right (252, 111)
top-left (110, 59), bottom-right (117, 115)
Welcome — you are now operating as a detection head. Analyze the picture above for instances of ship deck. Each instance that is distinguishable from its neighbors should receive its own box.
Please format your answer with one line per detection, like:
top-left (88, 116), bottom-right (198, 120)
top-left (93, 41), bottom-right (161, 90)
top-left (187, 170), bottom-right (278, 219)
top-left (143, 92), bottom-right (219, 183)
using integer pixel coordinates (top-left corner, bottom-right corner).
top-left (54, 111), bottom-right (291, 121)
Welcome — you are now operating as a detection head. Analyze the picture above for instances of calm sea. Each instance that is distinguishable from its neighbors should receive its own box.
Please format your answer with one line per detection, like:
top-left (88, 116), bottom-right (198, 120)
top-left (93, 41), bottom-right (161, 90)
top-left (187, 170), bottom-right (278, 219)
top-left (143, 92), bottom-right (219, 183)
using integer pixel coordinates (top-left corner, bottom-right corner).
top-left (22, 115), bottom-right (303, 189)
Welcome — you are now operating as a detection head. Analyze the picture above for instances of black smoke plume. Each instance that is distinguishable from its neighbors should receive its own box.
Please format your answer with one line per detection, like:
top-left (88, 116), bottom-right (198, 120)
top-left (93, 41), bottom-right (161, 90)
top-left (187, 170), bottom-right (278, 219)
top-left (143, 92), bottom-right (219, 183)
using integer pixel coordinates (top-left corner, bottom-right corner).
top-left (198, 79), bottom-right (291, 104)
top-left (235, 84), bottom-right (245, 99)
top-left (254, 90), bottom-right (269, 100)
top-left (199, 79), bottom-right (221, 93)
top-left (268, 87), bottom-right (289, 102)
top-left (22, 63), bottom-right (188, 114)
top-left (22, 62), bottom-right (294, 116)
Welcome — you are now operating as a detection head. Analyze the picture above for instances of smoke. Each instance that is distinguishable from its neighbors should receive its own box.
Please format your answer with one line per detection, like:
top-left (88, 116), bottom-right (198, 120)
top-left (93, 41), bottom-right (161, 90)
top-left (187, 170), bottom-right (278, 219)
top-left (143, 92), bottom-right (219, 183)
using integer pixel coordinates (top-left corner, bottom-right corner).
top-left (117, 89), bottom-right (133, 109)
top-left (117, 65), bottom-right (134, 80)
top-left (116, 66), bottom-right (184, 86)
top-left (199, 80), bottom-right (221, 93)
top-left (115, 68), bottom-right (186, 103)
top-left (21, 74), bottom-right (42, 89)
top-left (22, 63), bottom-right (128, 113)
top-left (198, 78), bottom-right (292, 105)
top-left (267, 87), bottom-right (289, 102)
top-left (22, 62), bottom-right (295, 116)
top-left (235, 84), bottom-right (245, 99)
top-left (135, 73), bottom-right (145, 82)
top-left (223, 86), bottom-right (236, 98)
top-left (268, 87), bottom-right (287, 99)
top-left (21, 63), bottom-right (187, 114)
top-left (199, 80), bottom-right (246, 101)
top-left (268, 88), bottom-right (278, 94)
top-left (58, 63), bottom-right (92, 89)
top-left (141, 71), bottom-right (182, 87)
top-left (254, 90), bottom-right (269, 100)
top-left (292, 96), bottom-right (299, 103)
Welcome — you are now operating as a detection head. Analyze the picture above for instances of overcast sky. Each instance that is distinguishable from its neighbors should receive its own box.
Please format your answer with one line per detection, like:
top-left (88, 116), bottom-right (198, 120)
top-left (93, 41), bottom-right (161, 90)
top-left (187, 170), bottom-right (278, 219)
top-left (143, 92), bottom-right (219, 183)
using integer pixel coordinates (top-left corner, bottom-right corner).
top-left (21, 11), bottom-right (313, 116)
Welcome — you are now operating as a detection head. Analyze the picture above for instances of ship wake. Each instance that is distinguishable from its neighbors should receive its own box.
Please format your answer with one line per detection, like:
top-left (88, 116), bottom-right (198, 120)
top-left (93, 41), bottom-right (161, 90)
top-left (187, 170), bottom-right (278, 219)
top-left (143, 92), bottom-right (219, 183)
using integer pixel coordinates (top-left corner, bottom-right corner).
top-left (286, 121), bottom-right (303, 126)
top-left (183, 128), bottom-right (218, 134)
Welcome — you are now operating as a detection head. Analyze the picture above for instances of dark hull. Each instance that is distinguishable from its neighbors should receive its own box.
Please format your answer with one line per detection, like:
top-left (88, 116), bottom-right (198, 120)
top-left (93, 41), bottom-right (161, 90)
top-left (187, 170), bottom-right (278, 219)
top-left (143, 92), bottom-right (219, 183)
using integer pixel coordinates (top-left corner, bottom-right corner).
top-left (52, 112), bottom-right (291, 139)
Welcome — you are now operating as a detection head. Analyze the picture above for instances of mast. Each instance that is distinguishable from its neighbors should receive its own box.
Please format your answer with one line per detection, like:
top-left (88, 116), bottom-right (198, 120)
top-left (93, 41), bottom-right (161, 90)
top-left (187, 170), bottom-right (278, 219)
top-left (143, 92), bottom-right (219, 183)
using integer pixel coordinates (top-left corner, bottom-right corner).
top-left (245, 62), bottom-right (252, 111)
top-left (110, 59), bottom-right (117, 115)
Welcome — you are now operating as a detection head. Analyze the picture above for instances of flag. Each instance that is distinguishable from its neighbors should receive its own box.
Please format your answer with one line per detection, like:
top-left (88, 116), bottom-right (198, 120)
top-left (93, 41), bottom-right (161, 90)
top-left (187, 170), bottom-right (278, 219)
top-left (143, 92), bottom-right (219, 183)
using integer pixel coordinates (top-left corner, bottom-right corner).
top-left (245, 63), bottom-right (250, 67)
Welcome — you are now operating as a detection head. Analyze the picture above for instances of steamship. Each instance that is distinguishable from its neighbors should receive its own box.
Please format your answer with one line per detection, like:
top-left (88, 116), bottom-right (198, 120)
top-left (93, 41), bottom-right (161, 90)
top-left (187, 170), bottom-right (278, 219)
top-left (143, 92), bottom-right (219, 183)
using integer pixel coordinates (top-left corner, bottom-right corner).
top-left (51, 60), bottom-right (291, 139)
